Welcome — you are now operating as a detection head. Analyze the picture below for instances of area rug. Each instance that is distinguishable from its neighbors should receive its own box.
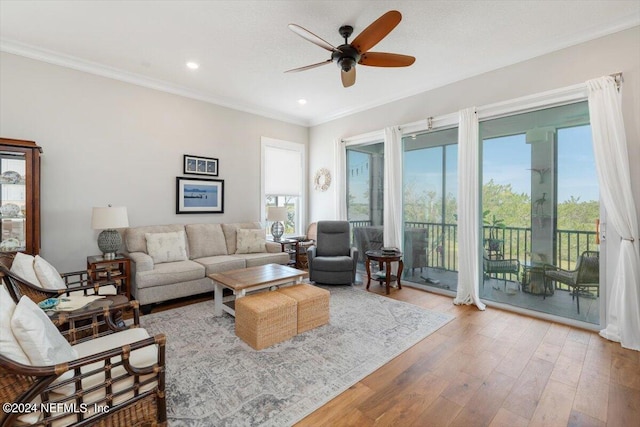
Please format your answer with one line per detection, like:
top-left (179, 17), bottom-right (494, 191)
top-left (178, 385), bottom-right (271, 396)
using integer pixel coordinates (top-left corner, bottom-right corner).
top-left (141, 285), bottom-right (454, 426)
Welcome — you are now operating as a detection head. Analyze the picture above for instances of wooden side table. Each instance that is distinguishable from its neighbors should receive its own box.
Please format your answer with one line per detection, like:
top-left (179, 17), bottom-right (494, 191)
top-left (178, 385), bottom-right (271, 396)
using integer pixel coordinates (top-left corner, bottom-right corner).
top-left (86, 254), bottom-right (131, 299)
top-left (365, 250), bottom-right (404, 295)
top-left (271, 238), bottom-right (300, 268)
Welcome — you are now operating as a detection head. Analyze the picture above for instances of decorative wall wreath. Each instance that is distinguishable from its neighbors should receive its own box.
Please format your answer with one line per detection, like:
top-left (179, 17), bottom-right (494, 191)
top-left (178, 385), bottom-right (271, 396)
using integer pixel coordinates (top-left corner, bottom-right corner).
top-left (313, 168), bottom-right (331, 192)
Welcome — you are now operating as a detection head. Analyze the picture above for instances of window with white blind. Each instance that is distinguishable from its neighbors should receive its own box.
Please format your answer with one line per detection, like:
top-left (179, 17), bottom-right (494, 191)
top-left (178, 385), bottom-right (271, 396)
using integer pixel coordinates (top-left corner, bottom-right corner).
top-left (261, 137), bottom-right (305, 236)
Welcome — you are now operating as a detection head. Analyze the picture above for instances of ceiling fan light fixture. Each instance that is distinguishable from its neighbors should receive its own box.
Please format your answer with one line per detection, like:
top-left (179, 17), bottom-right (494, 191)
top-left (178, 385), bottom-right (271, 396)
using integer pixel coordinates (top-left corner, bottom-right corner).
top-left (339, 57), bottom-right (356, 72)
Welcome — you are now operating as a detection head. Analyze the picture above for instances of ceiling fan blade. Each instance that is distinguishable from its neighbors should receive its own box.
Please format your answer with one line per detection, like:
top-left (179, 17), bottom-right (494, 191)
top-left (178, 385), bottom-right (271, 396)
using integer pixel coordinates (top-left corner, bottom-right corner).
top-left (288, 24), bottom-right (342, 53)
top-left (341, 67), bottom-right (356, 88)
top-left (285, 59), bottom-right (332, 73)
top-left (351, 10), bottom-right (402, 54)
top-left (359, 52), bottom-right (415, 67)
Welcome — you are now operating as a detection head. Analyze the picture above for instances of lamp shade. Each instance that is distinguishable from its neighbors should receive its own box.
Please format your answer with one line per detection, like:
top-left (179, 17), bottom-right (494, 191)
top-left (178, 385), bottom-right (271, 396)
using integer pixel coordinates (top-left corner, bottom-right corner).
top-left (267, 206), bottom-right (287, 222)
top-left (91, 206), bottom-right (129, 230)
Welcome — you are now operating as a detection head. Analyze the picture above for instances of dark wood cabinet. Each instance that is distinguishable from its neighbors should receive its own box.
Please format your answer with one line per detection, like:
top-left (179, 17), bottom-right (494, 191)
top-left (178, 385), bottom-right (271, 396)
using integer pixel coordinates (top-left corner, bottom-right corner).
top-left (0, 138), bottom-right (42, 255)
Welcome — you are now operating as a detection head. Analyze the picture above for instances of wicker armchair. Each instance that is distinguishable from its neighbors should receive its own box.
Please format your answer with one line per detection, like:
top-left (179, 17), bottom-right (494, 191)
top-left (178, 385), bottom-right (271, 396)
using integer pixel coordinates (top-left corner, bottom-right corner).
top-left (0, 299), bottom-right (167, 427)
top-left (0, 254), bottom-right (123, 305)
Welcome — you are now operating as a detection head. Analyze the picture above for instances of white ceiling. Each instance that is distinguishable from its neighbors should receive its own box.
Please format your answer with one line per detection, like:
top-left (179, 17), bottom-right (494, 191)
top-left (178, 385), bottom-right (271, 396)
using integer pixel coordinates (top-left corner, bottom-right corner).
top-left (1, 1), bottom-right (638, 126)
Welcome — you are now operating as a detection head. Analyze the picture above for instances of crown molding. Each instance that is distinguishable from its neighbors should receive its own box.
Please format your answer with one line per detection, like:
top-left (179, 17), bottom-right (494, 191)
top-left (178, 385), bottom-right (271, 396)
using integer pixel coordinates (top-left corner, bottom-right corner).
top-left (0, 38), bottom-right (310, 127)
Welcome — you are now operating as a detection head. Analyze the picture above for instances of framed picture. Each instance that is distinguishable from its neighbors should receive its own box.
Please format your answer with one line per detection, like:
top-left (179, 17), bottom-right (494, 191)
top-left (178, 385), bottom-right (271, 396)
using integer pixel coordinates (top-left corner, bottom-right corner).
top-left (176, 177), bottom-right (224, 214)
top-left (183, 154), bottom-right (218, 176)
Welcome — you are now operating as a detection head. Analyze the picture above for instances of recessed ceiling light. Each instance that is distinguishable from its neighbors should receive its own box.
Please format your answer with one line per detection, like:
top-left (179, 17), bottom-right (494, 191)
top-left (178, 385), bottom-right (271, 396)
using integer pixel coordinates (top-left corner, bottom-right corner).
top-left (186, 62), bottom-right (199, 70)
top-left (297, 99), bottom-right (307, 105)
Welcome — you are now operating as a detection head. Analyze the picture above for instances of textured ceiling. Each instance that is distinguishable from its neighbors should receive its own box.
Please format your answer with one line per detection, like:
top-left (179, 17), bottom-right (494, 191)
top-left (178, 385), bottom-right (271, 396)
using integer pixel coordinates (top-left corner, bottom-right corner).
top-left (1, 1), bottom-right (638, 126)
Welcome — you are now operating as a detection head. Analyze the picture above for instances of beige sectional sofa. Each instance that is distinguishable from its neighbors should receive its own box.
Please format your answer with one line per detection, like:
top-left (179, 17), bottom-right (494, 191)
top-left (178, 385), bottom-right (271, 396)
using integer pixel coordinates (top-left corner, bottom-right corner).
top-left (123, 222), bottom-right (289, 312)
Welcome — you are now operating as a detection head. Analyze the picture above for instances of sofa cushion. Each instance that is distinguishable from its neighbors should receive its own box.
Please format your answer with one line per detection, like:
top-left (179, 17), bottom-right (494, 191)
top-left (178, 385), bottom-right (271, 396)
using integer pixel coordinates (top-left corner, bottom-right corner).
top-left (11, 296), bottom-right (78, 366)
top-left (34, 255), bottom-right (66, 290)
top-left (185, 223), bottom-right (227, 259)
top-left (124, 224), bottom-right (185, 254)
top-left (10, 252), bottom-right (41, 287)
top-left (235, 228), bottom-right (266, 254)
top-left (136, 260), bottom-right (205, 289)
top-left (0, 285), bottom-right (30, 365)
top-left (193, 255), bottom-right (246, 276)
top-left (145, 230), bottom-right (189, 264)
top-left (232, 252), bottom-right (290, 268)
top-left (221, 222), bottom-right (262, 255)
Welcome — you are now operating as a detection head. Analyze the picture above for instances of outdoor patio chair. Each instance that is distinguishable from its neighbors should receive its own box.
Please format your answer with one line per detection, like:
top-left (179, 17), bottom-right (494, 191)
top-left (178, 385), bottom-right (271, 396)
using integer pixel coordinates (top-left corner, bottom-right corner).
top-left (543, 250), bottom-right (599, 314)
top-left (0, 289), bottom-right (167, 427)
top-left (307, 220), bottom-right (359, 285)
top-left (483, 249), bottom-right (520, 291)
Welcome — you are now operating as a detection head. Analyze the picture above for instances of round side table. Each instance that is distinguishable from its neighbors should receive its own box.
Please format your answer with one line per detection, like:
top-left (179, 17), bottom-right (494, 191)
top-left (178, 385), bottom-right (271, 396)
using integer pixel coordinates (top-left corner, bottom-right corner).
top-left (365, 250), bottom-right (404, 295)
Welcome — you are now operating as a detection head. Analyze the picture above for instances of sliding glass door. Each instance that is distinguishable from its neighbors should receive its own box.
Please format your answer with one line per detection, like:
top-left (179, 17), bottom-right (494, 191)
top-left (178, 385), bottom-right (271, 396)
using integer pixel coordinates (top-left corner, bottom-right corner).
top-left (480, 101), bottom-right (601, 324)
top-left (346, 142), bottom-right (384, 266)
top-left (402, 128), bottom-right (458, 291)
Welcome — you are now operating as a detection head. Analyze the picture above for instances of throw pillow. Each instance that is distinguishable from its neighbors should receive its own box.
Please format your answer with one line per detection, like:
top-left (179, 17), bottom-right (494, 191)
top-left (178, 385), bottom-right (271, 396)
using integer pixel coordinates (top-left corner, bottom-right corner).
top-left (11, 296), bottom-right (78, 366)
top-left (185, 223), bottom-right (227, 259)
top-left (145, 230), bottom-right (189, 264)
top-left (235, 229), bottom-right (267, 254)
top-left (9, 252), bottom-right (41, 287)
top-left (0, 285), bottom-right (30, 365)
top-left (33, 256), bottom-right (66, 290)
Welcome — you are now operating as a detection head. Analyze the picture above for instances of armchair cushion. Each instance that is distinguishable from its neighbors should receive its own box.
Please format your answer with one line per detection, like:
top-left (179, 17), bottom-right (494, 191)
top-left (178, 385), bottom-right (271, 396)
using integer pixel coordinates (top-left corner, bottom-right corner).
top-left (10, 296), bottom-right (78, 366)
top-left (316, 221), bottom-right (351, 256)
top-left (9, 252), bottom-right (41, 287)
top-left (145, 230), bottom-right (189, 264)
top-left (312, 256), bottom-right (354, 272)
top-left (51, 328), bottom-right (158, 399)
top-left (0, 285), bottom-right (30, 364)
top-left (34, 255), bottom-right (66, 290)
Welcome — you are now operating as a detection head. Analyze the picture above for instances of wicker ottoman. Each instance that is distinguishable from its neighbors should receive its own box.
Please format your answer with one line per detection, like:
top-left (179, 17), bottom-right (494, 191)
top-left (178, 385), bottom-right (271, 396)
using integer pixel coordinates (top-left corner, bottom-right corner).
top-left (277, 284), bottom-right (330, 333)
top-left (235, 291), bottom-right (297, 350)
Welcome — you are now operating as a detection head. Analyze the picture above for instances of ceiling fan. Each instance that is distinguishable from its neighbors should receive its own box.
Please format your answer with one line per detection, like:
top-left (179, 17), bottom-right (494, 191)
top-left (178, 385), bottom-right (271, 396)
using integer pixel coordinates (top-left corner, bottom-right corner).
top-left (285, 10), bottom-right (415, 88)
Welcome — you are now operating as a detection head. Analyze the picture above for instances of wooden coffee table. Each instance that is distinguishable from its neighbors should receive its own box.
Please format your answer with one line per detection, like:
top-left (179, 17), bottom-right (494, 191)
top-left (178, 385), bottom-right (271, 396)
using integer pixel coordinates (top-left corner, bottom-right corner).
top-left (209, 263), bottom-right (308, 317)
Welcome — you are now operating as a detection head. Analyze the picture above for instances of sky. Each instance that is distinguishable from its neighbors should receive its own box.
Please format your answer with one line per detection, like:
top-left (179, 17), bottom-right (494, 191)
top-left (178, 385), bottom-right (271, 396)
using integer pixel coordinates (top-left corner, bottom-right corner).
top-left (482, 125), bottom-right (598, 203)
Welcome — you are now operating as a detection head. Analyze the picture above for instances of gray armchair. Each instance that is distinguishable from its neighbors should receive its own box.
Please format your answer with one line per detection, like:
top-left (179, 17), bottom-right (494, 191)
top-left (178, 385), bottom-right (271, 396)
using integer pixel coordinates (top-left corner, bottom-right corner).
top-left (307, 221), bottom-right (359, 285)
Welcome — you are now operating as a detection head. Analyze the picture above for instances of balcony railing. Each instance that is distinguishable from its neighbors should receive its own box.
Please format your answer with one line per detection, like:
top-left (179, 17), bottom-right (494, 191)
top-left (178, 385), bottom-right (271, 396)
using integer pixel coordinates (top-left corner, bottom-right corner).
top-left (350, 220), bottom-right (597, 273)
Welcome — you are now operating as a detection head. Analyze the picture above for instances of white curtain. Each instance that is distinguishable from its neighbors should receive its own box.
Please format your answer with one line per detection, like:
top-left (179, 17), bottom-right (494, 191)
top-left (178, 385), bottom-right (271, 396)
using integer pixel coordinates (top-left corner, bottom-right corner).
top-left (334, 138), bottom-right (347, 220)
top-left (588, 76), bottom-right (640, 351)
top-left (454, 108), bottom-right (486, 310)
top-left (383, 127), bottom-right (403, 248)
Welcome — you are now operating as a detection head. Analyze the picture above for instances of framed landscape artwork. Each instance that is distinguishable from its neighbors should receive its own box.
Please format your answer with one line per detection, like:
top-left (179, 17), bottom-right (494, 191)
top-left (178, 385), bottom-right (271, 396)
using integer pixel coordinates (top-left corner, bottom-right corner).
top-left (184, 154), bottom-right (219, 176)
top-left (176, 177), bottom-right (224, 214)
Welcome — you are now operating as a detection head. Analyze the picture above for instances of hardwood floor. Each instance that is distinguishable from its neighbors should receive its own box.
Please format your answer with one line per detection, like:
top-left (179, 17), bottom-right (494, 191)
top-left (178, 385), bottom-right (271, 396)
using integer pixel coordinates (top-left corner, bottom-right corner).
top-left (294, 286), bottom-right (639, 427)
top-left (142, 286), bottom-right (640, 427)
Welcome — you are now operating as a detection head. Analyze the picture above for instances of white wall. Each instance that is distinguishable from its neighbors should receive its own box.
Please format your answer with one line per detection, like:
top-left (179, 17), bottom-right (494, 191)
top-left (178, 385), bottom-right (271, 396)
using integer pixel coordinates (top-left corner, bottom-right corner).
top-left (308, 26), bottom-right (640, 225)
top-left (0, 53), bottom-right (308, 272)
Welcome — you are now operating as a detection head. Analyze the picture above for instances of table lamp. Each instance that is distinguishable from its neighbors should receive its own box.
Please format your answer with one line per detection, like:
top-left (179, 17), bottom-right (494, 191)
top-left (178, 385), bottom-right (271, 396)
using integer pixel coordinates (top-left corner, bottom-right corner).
top-left (91, 205), bottom-right (129, 260)
top-left (267, 206), bottom-right (287, 241)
